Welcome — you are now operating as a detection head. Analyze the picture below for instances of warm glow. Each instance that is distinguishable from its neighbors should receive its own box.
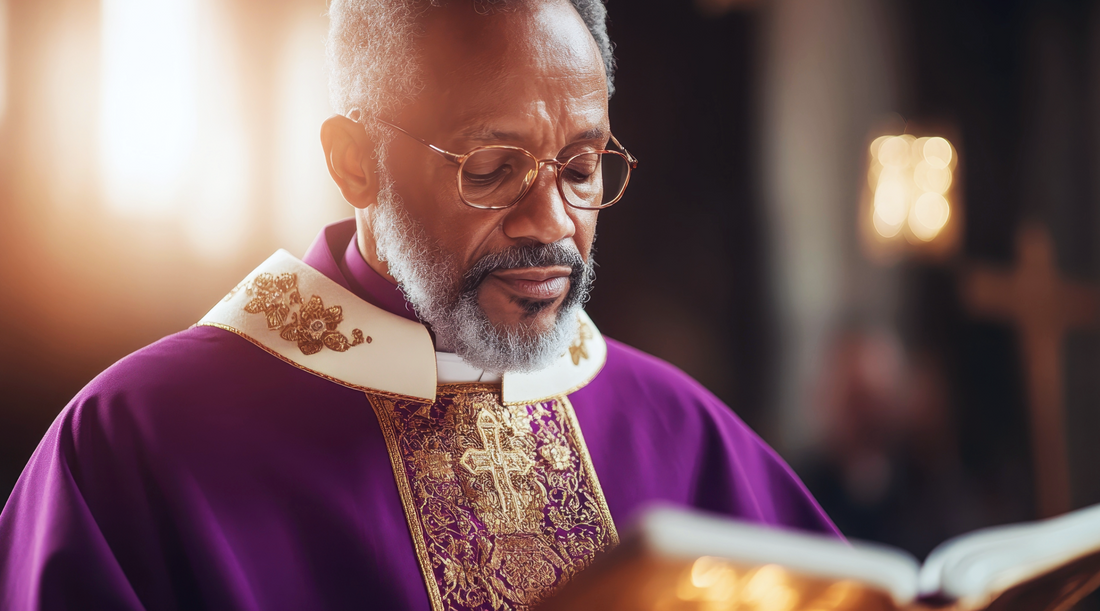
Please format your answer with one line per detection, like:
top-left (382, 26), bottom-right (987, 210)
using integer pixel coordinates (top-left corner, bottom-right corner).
top-left (923, 136), bottom-right (954, 169)
top-left (868, 135), bottom-right (891, 160)
top-left (681, 556), bottom-right (740, 602)
top-left (806, 580), bottom-right (860, 610)
top-left (98, 0), bottom-right (258, 259)
top-left (0, 0), bottom-right (7, 122)
top-left (742, 565), bottom-right (798, 610)
top-left (99, 0), bottom-right (199, 216)
top-left (867, 132), bottom-right (956, 244)
top-left (910, 192), bottom-right (950, 241)
top-left (690, 556), bottom-right (734, 589)
top-left (181, 6), bottom-right (250, 260)
top-left (873, 179), bottom-right (907, 226)
top-left (873, 208), bottom-right (904, 239)
top-left (877, 136), bottom-right (912, 168)
top-left (274, 14), bottom-right (351, 255)
top-left (866, 162), bottom-right (882, 191)
top-left (913, 160), bottom-right (952, 193)
top-left (679, 560), bottom-right (802, 610)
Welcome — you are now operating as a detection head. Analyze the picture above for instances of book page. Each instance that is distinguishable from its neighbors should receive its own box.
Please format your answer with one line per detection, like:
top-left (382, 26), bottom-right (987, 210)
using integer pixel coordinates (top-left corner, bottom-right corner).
top-left (919, 504), bottom-right (1100, 607)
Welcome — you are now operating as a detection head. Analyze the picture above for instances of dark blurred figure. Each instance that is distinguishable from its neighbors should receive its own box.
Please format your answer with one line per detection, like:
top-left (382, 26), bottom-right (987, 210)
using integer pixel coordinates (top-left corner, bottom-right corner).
top-left (800, 326), bottom-right (984, 559)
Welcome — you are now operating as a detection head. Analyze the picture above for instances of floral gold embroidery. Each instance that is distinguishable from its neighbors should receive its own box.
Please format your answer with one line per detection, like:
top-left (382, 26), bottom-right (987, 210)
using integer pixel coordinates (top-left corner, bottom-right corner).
top-left (237, 272), bottom-right (366, 356)
top-left (279, 295), bottom-right (365, 355)
top-left (367, 389), bottom-right (617, 611)
top-left (568, 320), bottom-right (593, 366)
top-left (245, 273), bottom-right (301, 329)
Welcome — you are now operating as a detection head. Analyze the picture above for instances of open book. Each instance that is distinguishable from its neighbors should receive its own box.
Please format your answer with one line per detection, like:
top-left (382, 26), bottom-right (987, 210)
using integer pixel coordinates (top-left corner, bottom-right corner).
top-left (539, 504), bottom-right (1100, 611)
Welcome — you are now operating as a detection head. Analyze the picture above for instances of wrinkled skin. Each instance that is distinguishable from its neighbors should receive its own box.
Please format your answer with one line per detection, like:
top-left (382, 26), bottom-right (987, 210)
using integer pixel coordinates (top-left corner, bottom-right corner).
top-left (321, 0), bottom-right (608, 345)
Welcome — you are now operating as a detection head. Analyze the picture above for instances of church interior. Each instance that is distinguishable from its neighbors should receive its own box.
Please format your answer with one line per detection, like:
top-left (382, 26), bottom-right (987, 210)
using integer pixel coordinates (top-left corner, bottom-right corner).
top-left (2, 0), bottom-right (1100, 603)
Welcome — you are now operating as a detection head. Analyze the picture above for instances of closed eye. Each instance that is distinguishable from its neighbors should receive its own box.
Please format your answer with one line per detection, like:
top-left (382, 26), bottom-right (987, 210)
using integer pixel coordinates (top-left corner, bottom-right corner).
top-left (462, 165), bottom-right (513, 185)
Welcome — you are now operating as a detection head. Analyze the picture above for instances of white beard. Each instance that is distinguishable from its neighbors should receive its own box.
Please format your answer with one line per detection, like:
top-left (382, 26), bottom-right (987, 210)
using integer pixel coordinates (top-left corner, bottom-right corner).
top-left (369, 166), bottom-right (594, 374)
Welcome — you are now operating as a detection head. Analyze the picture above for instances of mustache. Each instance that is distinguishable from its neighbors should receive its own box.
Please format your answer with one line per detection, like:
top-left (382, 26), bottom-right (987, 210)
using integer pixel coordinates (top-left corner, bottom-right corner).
top-left (461, 242), bottom-right (587, 295)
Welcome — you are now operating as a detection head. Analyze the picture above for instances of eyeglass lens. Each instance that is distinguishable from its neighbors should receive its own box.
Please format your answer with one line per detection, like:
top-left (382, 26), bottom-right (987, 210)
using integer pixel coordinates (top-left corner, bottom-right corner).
top-left (459, 149), bottom-right (630, 209)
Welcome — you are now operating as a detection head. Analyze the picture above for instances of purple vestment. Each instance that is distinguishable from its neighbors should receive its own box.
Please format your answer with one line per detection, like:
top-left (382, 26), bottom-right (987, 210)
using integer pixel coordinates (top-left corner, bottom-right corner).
top-left (0, 220), bottom-right (837, 610)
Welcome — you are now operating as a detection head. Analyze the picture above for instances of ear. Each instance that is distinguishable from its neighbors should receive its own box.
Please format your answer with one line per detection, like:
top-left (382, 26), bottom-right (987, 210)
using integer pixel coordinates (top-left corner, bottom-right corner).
top-left (320, 115), bottom-right (378, 209)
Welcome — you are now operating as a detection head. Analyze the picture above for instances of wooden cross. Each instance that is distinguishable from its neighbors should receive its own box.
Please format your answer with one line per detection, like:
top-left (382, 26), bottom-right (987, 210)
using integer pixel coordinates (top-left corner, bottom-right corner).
top-left (460, 410), bottom-right (534, 524)
top-left (962, 224), bottom-right (1100, 518)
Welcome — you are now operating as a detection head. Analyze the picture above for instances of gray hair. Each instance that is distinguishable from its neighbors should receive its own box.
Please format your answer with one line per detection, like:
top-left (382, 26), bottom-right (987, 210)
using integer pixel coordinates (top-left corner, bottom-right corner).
top-left (326, 0), bottom-right (615, 123)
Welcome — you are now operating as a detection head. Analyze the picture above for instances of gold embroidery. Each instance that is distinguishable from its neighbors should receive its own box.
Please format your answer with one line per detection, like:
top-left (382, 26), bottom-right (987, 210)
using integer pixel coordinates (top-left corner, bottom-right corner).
top-left (460, 410), bottom-right (536, 531)
top-left (490, 536), bottom-right (562, 604)
top-left (367, 388), bottom-right (617, 611)
top-left (235, 273), bottom-right (366, 356)
top-left (539, 444), bottom-right (572, 471)
top-left (279, 295), bottom-right (364, 355)
top-left (414, 440), bottom-right (457, 481)
top-left (568, 320), bottom-right (593, 366)
top-left (244, 272), bottom-right (301, 329)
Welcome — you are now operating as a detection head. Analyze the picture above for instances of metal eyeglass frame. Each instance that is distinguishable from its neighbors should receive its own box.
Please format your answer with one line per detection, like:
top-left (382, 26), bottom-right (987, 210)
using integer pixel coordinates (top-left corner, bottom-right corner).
top-left (371, 116), bottom-right (639, 211)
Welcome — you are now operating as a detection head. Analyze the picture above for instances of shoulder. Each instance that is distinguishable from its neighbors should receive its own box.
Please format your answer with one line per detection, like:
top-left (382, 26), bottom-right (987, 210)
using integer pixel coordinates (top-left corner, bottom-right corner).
top-left (581, 336), bottom-right (742, 429)
top-left (571, 335), bottom-right (767, 467)
top-left (59, 325), bottom-right (353, 457)
top-left (573, 337), bottom-right (839, 535)
top-left (81, 325), bottom-right (268, 398)
top-left (73, 325), bottom-right (294, 416)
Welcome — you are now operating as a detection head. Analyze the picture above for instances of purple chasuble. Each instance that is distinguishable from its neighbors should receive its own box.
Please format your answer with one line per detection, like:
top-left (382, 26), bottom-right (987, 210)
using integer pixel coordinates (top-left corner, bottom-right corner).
top-left (0, 219), bottom-right (838, 610)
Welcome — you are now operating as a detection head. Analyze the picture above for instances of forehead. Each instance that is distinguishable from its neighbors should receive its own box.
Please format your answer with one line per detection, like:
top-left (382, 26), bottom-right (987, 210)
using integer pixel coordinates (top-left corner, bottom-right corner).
top-left (404, 0), bottom-right (609, 140)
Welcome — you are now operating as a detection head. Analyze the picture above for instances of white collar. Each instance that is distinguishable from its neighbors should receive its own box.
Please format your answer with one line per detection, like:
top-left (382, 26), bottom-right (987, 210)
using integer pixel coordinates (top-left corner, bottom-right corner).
top-left (435, 352), bottom-right (502, 384)
top-left (197, 250), bottom-right (605, 404)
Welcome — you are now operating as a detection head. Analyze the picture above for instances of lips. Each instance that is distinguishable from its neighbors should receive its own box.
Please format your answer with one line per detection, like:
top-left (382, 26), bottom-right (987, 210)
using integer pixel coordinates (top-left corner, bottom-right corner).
top-left (489, 266), bottom-right (572, 301)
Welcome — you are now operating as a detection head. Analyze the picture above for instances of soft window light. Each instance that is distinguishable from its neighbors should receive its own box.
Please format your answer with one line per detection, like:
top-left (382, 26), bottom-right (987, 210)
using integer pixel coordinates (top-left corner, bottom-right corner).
top-left (274, 15), bottom-right (349, 255)
top-left (0, 0), bottom-right (7, 122)
top-left (99, 0), bottom-right (199, 216)
top-left (181, 5), bottom-right (249, 260)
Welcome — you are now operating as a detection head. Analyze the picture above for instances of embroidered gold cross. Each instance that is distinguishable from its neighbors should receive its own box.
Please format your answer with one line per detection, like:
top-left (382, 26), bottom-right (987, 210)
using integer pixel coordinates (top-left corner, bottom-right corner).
top-left (460, 410), bottom-right (534, 525)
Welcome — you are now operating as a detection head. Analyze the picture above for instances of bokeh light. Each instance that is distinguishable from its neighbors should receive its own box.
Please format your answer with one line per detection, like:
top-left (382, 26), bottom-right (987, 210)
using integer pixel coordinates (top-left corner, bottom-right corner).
top-left (910, 192), bottom-right (950, 241)
top-left (922, 137), bottom-right (953, 169)
top-left (99, 0), bottom-right (199, 216)
top-left (866, 132), bottom-right (956, 245)
top-left (676, 559), bottom-right (802, 610)
top-left (877, 136), bottom-right (912, 168)
top-left (93, 0), bottom-right (347, 259)
top-left (913, 160), bottom-right (951, 193)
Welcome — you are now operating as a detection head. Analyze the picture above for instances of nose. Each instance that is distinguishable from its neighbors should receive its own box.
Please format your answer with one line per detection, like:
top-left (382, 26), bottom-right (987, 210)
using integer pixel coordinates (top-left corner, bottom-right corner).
top-left (501, 161), bottom-right (576, 245)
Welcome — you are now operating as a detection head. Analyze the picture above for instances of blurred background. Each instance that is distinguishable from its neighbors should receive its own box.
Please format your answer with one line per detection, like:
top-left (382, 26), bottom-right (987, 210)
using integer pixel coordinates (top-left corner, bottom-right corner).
top-left (2, 0), bottom-right (1100, 578)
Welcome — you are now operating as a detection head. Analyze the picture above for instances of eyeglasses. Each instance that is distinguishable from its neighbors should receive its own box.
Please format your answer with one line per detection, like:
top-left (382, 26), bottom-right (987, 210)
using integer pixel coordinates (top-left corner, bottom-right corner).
top-left (374, 117), bottom-right (638, 210)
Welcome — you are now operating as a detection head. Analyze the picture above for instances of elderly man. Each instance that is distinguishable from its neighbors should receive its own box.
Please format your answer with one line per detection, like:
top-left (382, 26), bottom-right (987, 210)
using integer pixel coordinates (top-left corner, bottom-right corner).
top-left (0, 0), bottom-right (836, 609)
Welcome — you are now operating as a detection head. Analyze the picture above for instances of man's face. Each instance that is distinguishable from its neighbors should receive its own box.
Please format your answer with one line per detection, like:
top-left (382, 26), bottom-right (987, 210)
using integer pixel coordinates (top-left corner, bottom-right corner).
top-left (378, 0), bottom-right (609, 356)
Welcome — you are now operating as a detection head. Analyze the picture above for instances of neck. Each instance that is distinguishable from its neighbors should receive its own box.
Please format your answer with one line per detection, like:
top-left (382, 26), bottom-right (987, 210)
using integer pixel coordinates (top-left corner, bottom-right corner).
top-left (355, 207), bottom-right (401, 286)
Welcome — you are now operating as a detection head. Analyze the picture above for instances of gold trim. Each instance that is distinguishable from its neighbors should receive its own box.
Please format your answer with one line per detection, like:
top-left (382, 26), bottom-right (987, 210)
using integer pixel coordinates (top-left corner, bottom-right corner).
top-left (557, 394), bottom-right (619, 546)
top-left (365, 393), bottom-right (444, 611)
top-left (436, 381), bottom-right (502, 394)
top-left (193, 322), bottom-right (424, 403)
